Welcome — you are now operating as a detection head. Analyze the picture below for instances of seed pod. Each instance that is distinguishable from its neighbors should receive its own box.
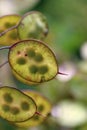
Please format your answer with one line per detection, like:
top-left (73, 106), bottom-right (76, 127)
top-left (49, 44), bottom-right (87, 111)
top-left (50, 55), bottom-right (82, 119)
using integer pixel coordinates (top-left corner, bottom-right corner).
top-left (8, 39), bottom-right (58, 85)
top-left (0, 87), bottom-right (37, 122)
top-left (15, 90), bottom-right (52, 127)
top-left (0, 14), bottom-right (21, 46)
top-left (17, 11), bottom-right (48, 40)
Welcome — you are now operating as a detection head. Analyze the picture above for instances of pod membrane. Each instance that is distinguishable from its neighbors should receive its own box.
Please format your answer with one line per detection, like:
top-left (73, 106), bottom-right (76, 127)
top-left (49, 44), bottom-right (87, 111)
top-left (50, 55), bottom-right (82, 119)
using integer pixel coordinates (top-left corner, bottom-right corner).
top-left (0, 14), bottom-right (21, 46)
top-left (17, 11), bottom-right (48, 40)
top-left (8, 39), bottom-right (58, 85)
top-left (0, 87), bottom-right (37, 122)
top-left (15, 90), bottom-right (52, 127)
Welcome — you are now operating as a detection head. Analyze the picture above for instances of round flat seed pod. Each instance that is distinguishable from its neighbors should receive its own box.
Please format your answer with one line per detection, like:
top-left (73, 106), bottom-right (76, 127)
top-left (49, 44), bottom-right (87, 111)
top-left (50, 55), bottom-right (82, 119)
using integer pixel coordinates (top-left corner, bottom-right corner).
top-left (0, 14), bottom-right (20, 31)
top-left (0, 87), bottom-right (37, 122)
top-left (15, 90), bottom-right (52, 127)
top-left (8, 39), bottom-right (58, 85)
top-left (0, 14), bottom-right (21, 46)
top-left (0, 29), bottom-right (19, 46)
top-left (17, 11), bottom-right (48, 40)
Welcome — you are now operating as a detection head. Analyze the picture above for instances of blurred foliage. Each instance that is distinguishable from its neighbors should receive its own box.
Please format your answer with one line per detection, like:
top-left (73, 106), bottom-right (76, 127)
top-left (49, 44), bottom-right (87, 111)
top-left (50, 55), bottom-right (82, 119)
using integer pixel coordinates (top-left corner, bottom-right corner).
top-left (33, 0), bottom-right (87, 60)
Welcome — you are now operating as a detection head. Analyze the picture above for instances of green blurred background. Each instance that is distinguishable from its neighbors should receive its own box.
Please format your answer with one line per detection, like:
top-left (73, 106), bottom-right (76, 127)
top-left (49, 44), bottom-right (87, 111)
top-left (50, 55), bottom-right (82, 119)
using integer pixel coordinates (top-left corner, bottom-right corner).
top-left (0, 0), bottom-right (87, 130)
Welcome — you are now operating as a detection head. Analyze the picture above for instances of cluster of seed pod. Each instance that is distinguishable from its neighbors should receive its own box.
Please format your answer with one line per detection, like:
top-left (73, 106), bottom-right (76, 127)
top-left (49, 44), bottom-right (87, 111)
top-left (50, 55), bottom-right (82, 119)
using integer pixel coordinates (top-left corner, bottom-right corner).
top-left (0, 86), bottom-right (51, 127)
top-left (0, 11), bottom-right (66, 127)
top-left (0, 11), bottom-right (65, 85)
top-left (0, 11), bottom-right (48, 46)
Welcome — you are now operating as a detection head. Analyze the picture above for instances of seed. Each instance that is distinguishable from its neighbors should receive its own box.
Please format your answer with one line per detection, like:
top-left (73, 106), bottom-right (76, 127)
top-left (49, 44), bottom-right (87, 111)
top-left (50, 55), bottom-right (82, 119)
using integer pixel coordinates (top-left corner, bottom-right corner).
top-left (21, 101), bottom-right (30, 111)
top-left (2, 104), bottom-right (10, 112)
top-left (3, 93), bottom-right (13, 103)
top-left (10, 107), bottom-right (20, 115)
top-left (17, 57), bottom-right (26, 65)
top-left (33, 115), bottom-right (39, 120)
top-left (38, 104), bottom-right (44, 112)
top-left (29, 65), bottom-right (38, 74)
top-left (9, 32), bottom-right (18, 40)
top-left (38, 65), bottom-right (48, 74)
top-left (34, 53), bottom-right (43, 62)
top-left (27, 49), bottom-right (35, 58)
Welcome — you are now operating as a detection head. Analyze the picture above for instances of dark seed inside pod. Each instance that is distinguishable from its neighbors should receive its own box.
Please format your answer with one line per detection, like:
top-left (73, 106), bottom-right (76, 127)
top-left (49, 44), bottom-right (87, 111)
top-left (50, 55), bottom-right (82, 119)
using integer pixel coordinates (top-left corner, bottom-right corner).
top-left (4, 22), bottom-right (12, 28)
top-left (27, 49), bottom-right (35, 58)
top-left (10, 107), bottom-right (20, 115)
top-left (2, 104), bottom-right (10, 112)
top-left (33, 115), bottom-right (39, 120)
top-left (21, 101), bottom-right (30, 111)
top-left (9, 32), bottom-right (18, 40)
top-left (29, 65), bottom-right (38, 74)
top-left (17, 57), bottom-right (26, 65)
top-left (38, 104), bottom-right (44, 112)
top-left (3, 93), bottom-right (13, 103)
top-left (34, 53), bottom-right (43, 62)
top-left (38, 65), bottom-right (48, 74)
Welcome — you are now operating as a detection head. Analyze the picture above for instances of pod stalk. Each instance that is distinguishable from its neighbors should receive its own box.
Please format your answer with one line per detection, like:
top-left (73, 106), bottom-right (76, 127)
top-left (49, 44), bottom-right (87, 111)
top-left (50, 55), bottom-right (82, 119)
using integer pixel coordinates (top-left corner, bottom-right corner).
top-left (58, 71), bottom-right (68, 76)
top-left (0, 25), bottom-right (17, 37)
top-left (0, 46), bottom-right (10, 51)
top-left (0, 61), bottom-right (8, 68)
top-left (35, 111), bottom-right (46, 118)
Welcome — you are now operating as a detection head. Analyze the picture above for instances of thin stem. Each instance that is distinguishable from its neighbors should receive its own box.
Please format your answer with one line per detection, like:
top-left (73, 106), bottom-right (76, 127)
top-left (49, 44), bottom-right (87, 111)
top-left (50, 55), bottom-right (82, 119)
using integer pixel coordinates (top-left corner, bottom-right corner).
top-left (35, 111), bottom-right (46, 118)
top-left (0, 25), bottom-right (17, 37)
top-left (58, 71), bottom-right (68, 76)
top-left (0, 61), bottom-right (8, 68)
top-left (0, 46), bottom-right (10, 51)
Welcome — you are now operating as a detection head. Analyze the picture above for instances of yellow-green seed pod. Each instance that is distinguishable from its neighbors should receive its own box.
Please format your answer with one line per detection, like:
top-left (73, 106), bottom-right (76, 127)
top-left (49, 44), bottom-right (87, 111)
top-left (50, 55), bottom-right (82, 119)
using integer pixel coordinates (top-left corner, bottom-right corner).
top-left (0, 14), bottom-right (21, 46)
top-left (0, 14), bottom-right (20, 31)
top-left (17, 11), bottom-right (48, 40)
top-left (0, 29), bottom-right (19, 46)
top-left (15, 90), bottom-right (52, 127)
top-left (0, 87), bottom-right (37, 122)
top-left (8, 39), bottom-right (58, 85)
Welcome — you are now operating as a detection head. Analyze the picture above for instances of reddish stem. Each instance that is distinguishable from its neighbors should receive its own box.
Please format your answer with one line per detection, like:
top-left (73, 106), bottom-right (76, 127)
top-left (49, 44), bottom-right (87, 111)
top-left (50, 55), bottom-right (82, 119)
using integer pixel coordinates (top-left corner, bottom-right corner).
top-left (58, 71), bottom-right (68, 76)
top-left (35, 111), bottom-right (46, 118)
top-left (0, 61), bottom-right (8, 68)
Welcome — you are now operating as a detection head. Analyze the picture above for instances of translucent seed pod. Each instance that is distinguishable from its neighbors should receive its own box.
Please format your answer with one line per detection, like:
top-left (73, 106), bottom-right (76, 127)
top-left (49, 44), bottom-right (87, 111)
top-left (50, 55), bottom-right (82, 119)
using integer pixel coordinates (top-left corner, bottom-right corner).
top-left (0, 86), bottom-right (37, 122)
top-left (8, 39), bottom-right (58, 85)
top-left (0, 39), bottom-right (66, 85)
top-left (15, 90), bottom-right (52, 127)
top-left (17, 11), bottom-right (48, 40)
top-left (0, 14), bottom-right (20, 31)
top-left (0, 29), bottom-right (19, 46)
top-left (0, 14), bottom-right (21, 46)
